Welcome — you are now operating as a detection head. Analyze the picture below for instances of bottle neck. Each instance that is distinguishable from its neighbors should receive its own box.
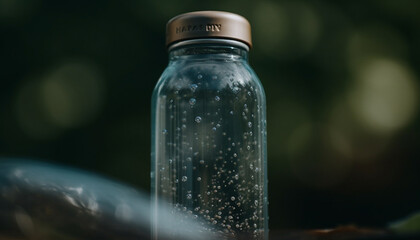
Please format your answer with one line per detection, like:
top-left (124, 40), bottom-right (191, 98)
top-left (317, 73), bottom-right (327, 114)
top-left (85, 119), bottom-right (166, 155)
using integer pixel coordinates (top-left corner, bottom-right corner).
top-left (168, 39), bottom-right (249, 62)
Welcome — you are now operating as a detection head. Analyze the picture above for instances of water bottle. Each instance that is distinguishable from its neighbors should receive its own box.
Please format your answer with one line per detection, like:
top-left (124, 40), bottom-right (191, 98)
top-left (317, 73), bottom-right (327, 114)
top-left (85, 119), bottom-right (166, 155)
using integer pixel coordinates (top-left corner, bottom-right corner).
top-left (151, 11), bottom-right (268, 240)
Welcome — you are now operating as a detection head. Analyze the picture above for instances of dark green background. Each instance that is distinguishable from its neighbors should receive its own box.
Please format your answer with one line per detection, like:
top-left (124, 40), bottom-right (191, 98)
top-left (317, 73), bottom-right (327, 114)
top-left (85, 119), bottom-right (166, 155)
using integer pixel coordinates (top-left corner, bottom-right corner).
top-left (1, 0), bottom-right (420, 230)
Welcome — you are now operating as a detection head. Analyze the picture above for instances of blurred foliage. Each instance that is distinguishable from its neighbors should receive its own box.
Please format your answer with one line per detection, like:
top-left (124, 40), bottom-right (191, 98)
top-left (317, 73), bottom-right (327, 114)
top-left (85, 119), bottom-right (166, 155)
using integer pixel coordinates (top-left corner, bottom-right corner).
top-left (390, 212), bottom-right (420, 234)
top-left (1, 0), bottom-right (420, 230)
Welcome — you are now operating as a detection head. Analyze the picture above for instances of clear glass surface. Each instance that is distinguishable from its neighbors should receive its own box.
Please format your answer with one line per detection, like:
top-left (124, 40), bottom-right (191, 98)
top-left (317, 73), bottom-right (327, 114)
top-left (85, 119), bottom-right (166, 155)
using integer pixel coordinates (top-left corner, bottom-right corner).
top-left (151, 43), bottom-right (267, 240)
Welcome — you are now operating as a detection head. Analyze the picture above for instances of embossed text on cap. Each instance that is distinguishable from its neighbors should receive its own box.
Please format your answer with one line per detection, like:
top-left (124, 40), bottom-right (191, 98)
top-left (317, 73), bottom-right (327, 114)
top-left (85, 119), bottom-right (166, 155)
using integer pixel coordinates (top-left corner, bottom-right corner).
top-left (176, 24), bottom-right (222, 34)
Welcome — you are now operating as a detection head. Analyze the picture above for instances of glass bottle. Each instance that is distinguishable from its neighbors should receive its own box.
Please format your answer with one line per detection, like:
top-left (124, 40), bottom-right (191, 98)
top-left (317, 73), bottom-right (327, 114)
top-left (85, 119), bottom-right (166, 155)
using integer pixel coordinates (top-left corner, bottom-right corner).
top-left (151, 11), bottom-right (268, 240)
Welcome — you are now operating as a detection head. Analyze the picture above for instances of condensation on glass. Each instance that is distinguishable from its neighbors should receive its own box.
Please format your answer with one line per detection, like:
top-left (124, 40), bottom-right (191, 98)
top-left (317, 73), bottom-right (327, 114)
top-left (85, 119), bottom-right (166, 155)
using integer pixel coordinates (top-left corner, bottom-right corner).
top-left (151, 11), bottom-right (268, 240)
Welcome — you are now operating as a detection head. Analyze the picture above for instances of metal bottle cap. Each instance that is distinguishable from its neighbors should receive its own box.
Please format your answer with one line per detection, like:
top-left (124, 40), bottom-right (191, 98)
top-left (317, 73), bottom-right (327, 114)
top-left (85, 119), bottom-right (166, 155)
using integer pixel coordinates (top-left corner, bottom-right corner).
top-left (166, 11), bottom-right (252, 49)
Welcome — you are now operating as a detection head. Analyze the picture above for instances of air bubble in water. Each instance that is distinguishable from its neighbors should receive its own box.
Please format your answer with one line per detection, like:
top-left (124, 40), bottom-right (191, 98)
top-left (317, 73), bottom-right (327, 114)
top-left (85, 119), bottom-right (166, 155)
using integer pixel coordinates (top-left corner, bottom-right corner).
top-left (187, 194), bottom-right (192, 199)
top-left (197, 74), bottom-right (203, 79)
top-left (230, 111), bottom-right (234, 115)
top-left (162, 129), bottom-right (168, 134)
top-left (215, 96), bottom-right (220, 101)
top-left (248, 122), bottom-right (252, 128)
top-left (182, 176), bottom-right (188, 182)
top-left (212, 127), bottom-right (217, 131)
top-left (190, 84), bottom-right (198, 92)
top-left (231, 196), bottom-right (236, 201)
top-left (189, 98), bottom-right (196, 105)
top-left (197, 177), bottom-right (201, 181)
top-left (254, 200), bottom-right (258, 206)
top-left (212, 75), bottom-right (218, 80)
top-left (200, 160), bottom-right (205, 164)
top-left (195, 116), bottom-right (202, 123)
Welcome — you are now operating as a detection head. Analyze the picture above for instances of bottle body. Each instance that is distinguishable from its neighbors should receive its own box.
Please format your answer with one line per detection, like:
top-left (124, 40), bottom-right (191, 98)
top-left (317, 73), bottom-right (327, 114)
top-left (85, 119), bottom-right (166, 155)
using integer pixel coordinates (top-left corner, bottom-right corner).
top-left (151, 44), bottom-right (267, 240)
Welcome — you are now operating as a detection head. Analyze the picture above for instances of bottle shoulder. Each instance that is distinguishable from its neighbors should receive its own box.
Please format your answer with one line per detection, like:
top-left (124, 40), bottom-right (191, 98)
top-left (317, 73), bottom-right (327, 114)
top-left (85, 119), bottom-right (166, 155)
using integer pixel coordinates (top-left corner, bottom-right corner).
top-left (155, 59), bottom-right (262, 93)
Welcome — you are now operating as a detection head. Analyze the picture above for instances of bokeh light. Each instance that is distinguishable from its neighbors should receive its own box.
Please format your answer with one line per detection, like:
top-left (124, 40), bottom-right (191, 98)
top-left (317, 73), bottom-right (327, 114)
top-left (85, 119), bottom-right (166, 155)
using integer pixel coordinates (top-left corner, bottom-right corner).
top-left (41, 61), bottom-right (106, 129)
top-left (349, 58), bottom-right (418, 134)
top-left (14, 60), bottom-right (105, 139)
top-left (252, 1), bottom-right (321, 58)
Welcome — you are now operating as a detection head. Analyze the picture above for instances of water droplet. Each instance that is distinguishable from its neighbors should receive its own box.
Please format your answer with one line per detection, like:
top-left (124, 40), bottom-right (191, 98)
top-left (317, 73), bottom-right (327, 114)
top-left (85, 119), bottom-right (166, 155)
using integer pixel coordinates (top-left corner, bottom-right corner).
top-left (195, 116), bottom-right (202, 123)
top-left (232, 87), bottom-right (240, 93)
top-left (190, 84), bottom-right (198, 92)
top-left (169, 159), bottom-right (173, 163)
top-left (197, 177), bottom-right (201, 181)
top-left (215, 96), bottom-right (220, 101)
top-left (247, 145), bottom-right (251, 150)
top-left (213, 220), bottom-right (218, 224)
top-left (231, 196), bottom-right (236, 201)
top-left (162, 129), bottom-right (167, 134)
top-left (254, 200), bottom-right (258, 206)
top-left (186, 157), bottom-right (191, 161)
top-left (236, 224), bottom-right (240, 228)
top-left (189, 98), bottom-right (196, 105)
top-left (207, 191), bottom-right (211, 195)
top-left (187, 193), bottom-right (192, 199)
top-left (199, 159), bottom-right (205, 164)
top-left (233, 153), bottom-right (237, 157)
top-left (230, 111), bottom-right (234, 115)
top-left (248, 122), bottom-right (252, 128)
top-left (248, 91), bottom-right (252, 96)
top-left (254, 184), bottom-right (259, 190)
top-left (194, 152), bottom-right (199, 156)
top-left (197, 74), bottom-right (203, 79)
top-left (182, 176), bottom-right (188, 182)
top-left (216, 123), bottom-right (221, 128)
top-left (212, 75), bottom-right (218, 80)
top-left (212, 127), bottom-right (217, 131)
top-left (234, 174), bottom-right (239, 180)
